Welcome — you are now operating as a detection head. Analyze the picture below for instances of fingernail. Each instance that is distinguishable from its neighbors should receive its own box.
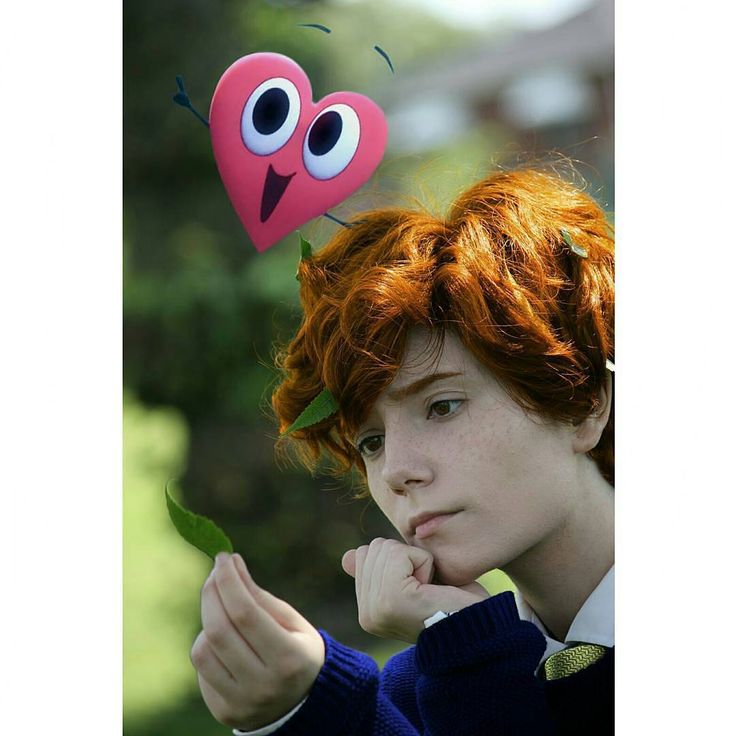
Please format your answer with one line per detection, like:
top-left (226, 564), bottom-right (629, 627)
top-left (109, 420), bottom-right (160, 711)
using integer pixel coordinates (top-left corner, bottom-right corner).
top-left (215, 552), bottom-right (228, 565)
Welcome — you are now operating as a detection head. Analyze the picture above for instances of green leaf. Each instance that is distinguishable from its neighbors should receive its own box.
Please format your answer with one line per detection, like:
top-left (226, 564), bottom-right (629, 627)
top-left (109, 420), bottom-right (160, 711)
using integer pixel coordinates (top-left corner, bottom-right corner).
top-left (281, 388), bottom-right (339, 436)
top-left (299, 233), bottom-right (313, 261)
top-left (295, 232), bottom-right (313, 281)
top-left (561, 228), bottom-right (588, 258)
top-left (165, 482), bottom-right (233, 560)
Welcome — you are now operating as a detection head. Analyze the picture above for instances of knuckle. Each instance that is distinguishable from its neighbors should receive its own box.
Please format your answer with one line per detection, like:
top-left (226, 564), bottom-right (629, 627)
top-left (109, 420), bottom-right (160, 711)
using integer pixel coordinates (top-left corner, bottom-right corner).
top-left (204, 626), bottom-right (227, 649)
top-left (231, 604), bottom-right (255, 630)
top-left (203, 573), bottom-right (217, 593)
top-left (190, 638), bottom-right (208, 668)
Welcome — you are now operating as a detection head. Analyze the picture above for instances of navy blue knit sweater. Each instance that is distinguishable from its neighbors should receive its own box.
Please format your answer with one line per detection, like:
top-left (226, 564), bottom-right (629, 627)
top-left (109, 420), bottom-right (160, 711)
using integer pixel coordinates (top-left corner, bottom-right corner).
top-left (271, 591), bottom-right (613, 735)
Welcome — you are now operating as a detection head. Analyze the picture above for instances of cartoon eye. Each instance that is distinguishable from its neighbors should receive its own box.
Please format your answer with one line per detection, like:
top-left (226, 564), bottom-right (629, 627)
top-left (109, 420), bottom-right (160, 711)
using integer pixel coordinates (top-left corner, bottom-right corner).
top-left (241, 77), bottom-right (301, 156)
top-left (303, 104), bottom-right (360, 180)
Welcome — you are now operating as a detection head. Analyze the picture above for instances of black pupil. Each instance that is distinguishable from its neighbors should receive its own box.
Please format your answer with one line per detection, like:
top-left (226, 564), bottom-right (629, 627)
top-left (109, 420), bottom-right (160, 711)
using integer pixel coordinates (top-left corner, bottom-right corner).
top-left (308, 111), bottom-right (342, 156)
top-left (253, 88), bottom-right (289, 135)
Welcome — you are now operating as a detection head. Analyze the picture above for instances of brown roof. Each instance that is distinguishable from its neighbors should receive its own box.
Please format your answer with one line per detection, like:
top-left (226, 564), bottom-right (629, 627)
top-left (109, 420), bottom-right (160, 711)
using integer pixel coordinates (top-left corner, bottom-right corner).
top-left (377, 0), bottom-right (613, 107)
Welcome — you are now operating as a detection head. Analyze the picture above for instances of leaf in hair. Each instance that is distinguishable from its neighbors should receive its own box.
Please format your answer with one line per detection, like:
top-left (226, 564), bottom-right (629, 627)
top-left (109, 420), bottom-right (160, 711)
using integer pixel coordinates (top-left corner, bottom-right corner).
top-left (282, 388), bottom-right (339, 436)
top-left (165, 482), bottom-right (233, 560)
top-left (561, 229), bottom-right (588, 258)
top-left (296, 232), bottom-right (313, 280)
top-left (300, 232), bottom-right (313, 261)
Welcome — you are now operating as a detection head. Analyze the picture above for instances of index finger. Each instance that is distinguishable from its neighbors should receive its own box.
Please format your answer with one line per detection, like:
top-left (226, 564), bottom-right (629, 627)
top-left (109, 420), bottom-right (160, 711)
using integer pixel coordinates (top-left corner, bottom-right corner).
top-left (213, 553), bottom-right (294, 663)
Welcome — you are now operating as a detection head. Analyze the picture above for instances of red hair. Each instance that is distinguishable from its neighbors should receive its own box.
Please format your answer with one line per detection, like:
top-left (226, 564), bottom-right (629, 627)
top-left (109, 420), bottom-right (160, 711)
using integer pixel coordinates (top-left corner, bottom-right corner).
top-left (272, 168), bottom-right (614, 494)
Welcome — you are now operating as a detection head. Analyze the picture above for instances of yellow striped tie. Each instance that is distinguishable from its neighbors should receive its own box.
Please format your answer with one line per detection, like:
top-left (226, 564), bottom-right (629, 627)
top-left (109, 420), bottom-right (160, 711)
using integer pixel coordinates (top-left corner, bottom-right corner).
top-left (543, 644), bottom-right (608, 681)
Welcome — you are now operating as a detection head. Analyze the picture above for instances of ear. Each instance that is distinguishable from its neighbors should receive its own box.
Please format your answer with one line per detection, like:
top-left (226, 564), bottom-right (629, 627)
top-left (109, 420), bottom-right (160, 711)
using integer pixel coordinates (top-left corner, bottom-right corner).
top-left (572, 371), bottom-right (613, 454)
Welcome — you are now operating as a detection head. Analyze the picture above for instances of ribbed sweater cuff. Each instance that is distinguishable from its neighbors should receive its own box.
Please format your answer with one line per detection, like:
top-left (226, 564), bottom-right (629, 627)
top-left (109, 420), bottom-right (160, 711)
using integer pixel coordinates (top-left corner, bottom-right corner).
top-left (415, 591), bottom-right (525, 673)
top-left (278, 630), bottom-right (378, 736)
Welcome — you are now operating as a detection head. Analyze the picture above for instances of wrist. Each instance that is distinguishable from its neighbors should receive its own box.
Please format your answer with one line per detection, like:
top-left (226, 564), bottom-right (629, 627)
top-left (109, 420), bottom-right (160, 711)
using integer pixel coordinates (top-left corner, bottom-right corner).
top-left (232, 696), bottom-right (308, 735)
top-left (420, 583), bottom-right (489, 620)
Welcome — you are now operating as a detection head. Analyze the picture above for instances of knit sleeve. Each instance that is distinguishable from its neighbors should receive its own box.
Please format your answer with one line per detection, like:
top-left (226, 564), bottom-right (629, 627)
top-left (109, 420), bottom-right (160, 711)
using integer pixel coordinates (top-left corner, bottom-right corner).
top-left (269, 629), bottom-right (420, 736)
top-left (261, 591), bottom-right (556, 735)
top-left (412, 591), bottom-right (556, 735)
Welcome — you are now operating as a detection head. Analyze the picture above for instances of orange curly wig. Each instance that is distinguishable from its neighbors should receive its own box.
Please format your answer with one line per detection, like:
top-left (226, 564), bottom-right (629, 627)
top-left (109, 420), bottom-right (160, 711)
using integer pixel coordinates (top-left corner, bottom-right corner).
top-left (272, 168), bottom-right (614, 494)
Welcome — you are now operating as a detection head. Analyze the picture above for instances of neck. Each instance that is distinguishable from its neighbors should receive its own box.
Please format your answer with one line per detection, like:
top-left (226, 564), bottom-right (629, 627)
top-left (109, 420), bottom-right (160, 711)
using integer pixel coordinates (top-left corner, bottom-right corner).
top-left (501, 458), bottom-right (614, 642)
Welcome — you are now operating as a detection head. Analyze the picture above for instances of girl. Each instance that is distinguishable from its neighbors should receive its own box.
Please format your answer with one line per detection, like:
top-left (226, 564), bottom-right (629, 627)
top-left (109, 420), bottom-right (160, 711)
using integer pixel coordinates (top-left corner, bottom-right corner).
top-left (190, 167), bottom-right (615, 735)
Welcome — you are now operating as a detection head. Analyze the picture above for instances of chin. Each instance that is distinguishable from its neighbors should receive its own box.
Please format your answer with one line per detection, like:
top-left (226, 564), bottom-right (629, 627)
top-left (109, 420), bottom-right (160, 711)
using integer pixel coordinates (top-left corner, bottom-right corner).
top-left (432, 559), bottom-right (479, 587)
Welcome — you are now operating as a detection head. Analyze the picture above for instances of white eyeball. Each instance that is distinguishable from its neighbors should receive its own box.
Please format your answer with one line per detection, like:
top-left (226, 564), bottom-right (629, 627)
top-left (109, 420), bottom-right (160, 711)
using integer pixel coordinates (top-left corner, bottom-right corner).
top-left (241, 77), bottom-right (300, 156)
top-left (303, 104), bottom-right (360, 180)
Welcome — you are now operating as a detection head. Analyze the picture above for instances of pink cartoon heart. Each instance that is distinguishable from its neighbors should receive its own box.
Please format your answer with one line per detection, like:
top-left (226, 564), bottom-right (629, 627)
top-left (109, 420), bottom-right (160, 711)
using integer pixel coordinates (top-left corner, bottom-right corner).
top-left (209, 52), bottom-right (388, 252)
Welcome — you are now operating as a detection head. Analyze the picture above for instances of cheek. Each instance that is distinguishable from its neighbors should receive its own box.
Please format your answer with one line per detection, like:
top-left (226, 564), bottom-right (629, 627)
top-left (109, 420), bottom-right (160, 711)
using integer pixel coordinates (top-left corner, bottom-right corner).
top-left (468, 409), bottom-right (566, 484)
top-left (365, 466), bottom-right (383, 506)
top-left (456, 415), bottom-right (576, 531)
top-left (365, 468), bottom-right (402, 530)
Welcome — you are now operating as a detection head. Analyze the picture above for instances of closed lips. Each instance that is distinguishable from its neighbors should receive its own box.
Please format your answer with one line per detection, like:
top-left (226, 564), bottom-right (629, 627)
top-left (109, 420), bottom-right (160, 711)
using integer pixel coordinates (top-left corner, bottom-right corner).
top-left (410, 511), bottom-right (459, 539)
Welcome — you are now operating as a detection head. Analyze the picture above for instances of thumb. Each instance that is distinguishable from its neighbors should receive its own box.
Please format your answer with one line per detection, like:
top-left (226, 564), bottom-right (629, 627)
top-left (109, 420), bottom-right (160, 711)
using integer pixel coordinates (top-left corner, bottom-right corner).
top-left (232, 553), bottom-right (307, 632)
top-left (341, 549), bottom-right (356, 578)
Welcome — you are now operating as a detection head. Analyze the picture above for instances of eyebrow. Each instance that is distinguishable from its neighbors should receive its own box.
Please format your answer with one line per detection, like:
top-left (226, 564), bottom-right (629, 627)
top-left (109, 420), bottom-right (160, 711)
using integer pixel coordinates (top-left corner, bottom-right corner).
top-left (386, 372), bottom-right (463, 403)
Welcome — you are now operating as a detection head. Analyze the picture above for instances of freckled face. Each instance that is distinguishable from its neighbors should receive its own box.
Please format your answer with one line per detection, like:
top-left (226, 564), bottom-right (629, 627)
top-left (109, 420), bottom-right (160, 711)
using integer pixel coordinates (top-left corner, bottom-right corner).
top-left (354, 328), bottom-right (581, 587)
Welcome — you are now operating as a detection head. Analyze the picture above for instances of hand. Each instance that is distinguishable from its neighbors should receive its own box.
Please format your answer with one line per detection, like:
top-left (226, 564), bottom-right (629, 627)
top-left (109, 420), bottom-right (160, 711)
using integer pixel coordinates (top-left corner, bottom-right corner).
top-left (191, 552), bottom-right (325, 731)
top-left (341, 538), bottom-right (490, 643)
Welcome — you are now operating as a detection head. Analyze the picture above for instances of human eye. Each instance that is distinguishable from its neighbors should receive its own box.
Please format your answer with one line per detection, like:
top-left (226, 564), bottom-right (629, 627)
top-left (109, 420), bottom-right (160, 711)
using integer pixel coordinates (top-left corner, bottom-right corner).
top-left (427, 398), bottom-right (464, 419)
top-left (356, 434), bottom-right (384, 458)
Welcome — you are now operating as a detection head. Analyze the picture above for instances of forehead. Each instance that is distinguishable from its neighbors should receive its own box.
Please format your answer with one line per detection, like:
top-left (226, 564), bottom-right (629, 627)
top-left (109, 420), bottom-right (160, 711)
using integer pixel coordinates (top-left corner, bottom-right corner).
top-left (388, 327), bottom-right (485, 392)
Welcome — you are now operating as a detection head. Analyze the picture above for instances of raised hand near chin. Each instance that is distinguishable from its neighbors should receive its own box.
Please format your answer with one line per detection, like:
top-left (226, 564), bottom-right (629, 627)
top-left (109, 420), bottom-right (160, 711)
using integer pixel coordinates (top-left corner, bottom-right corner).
top-left (191, 552), bottom-right (324, 731)
top-left (341, 538), bottom-right (490, 643)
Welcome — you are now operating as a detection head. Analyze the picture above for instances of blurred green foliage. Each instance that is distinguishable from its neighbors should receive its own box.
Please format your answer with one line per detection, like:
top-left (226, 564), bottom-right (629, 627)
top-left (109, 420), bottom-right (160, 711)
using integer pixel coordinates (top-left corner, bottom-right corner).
top-left (123, 392), bottom-right (207, 728)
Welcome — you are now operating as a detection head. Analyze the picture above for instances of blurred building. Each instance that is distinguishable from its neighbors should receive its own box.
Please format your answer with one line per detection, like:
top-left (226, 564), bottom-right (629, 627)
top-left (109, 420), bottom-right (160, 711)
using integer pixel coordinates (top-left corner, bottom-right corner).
top-left (379, 0), bottom-right (613, 199)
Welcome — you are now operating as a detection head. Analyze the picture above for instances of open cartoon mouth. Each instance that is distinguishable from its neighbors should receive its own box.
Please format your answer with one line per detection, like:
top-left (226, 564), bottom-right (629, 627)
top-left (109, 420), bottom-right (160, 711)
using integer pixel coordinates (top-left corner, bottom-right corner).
top-left (260, 164), bottom-right (295, 223)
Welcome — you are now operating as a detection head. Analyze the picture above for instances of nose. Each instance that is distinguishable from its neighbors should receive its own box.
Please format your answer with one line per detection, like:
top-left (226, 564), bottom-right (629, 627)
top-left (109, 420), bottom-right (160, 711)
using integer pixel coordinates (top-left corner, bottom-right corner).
top-left (380, 430), bottom-right (433, 495)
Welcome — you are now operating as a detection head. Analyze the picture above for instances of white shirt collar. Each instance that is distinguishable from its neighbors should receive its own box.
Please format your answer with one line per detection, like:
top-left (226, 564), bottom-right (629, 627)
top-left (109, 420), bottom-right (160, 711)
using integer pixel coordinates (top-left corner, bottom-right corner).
top-left (513, 565), bottom-right (614, 669)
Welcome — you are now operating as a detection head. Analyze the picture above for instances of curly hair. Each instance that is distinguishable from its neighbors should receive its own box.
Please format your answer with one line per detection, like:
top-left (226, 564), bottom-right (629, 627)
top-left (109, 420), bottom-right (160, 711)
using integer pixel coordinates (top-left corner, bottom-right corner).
top-left (272, 168), bottom-right (614, 494)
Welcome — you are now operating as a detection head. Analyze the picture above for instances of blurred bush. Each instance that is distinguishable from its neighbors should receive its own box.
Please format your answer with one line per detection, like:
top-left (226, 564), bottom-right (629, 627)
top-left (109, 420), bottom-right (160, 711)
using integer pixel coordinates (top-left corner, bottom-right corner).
top-left (123, 391), bottom-right (205, 728)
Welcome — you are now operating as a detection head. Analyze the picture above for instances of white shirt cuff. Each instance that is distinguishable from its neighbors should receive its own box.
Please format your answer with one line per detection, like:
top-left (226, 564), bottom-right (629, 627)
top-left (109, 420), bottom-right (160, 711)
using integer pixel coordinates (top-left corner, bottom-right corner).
top-left (423, 610), bottom-right (457, 628)
top-left (232, 696), bottom-right (308, 736)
